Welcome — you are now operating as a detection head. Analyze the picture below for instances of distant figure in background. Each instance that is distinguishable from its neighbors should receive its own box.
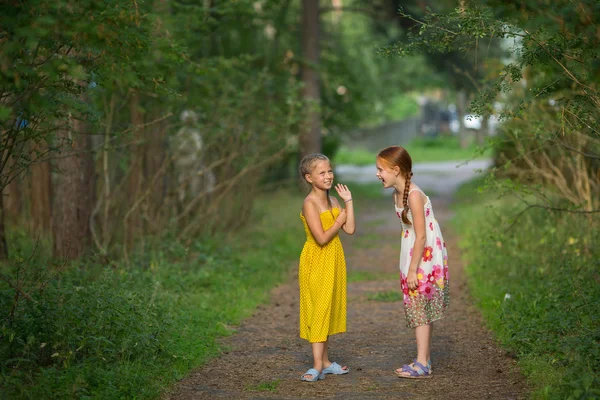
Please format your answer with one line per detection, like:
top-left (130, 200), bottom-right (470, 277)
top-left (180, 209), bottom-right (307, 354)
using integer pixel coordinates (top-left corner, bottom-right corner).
top-left (172, 110), bottom-right (215, 205)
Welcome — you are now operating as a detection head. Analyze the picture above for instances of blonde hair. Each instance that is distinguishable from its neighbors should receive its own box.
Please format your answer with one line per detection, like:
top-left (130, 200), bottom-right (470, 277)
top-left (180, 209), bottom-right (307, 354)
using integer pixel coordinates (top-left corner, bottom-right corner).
top-left (377, 146), bottom-right (413, 225)
top-left (299, 153), bottom-right (333, 210)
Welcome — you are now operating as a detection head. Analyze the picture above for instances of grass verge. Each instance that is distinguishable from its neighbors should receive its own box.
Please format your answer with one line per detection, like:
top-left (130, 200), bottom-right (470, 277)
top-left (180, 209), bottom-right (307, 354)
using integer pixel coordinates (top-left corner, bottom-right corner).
top-left (0, 189), bottom-right (305, 399)
top-left (334, 135), bottom-right (492, 166)
top-left (347, 271), bottom-right (397, 283)
top-left (246, 379), bottom-right (281, 392)
top-left (367, 291), bottom-right (402, 302)
top-left (453, 178), bottom-right (600, 399)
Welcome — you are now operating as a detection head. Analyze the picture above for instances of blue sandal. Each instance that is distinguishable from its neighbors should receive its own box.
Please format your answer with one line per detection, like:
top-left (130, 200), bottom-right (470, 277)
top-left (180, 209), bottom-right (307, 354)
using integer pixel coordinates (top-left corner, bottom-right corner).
top-left (301, 368), bottom-right (325, 382)
top-left (396, 361), bottom-right (432, 379)
top-left (400, 359), bottom-right (432, 374)
top-left (322, 361), bottom-right (350, 375)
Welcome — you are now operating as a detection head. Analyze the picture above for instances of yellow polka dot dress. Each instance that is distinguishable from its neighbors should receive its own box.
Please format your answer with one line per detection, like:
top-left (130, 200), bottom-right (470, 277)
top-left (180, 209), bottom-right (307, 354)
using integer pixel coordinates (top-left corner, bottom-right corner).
top-left (299, 207), bottom-right (347, 343)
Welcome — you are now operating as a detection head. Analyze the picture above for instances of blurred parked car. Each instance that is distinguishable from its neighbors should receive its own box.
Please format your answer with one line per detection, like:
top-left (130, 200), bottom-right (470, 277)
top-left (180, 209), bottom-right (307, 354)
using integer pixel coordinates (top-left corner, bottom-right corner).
top-left (463, 114), bottom-right (482, 130)
top-left (463, 113), bottom-right (499, 135)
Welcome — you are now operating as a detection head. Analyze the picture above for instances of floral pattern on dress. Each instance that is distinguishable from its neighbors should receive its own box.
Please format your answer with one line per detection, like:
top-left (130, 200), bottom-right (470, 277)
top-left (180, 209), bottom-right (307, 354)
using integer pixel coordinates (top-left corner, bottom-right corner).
top-left (396, 189), bottom-right (450, 328)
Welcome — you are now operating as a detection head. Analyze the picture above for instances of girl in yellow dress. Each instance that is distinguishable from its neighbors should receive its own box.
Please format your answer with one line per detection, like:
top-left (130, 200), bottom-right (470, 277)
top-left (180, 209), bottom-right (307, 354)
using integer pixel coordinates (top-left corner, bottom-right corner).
top-left (298, 154), bottom-right (355, 382)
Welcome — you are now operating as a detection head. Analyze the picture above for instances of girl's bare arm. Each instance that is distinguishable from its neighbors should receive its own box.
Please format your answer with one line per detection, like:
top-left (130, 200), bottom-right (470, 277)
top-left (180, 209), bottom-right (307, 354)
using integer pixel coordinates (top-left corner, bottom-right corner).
top-left (334, 184), bottom-right (355, 234)
top-left (408, 191), bottom-right (427, 273)
top-left (302, 198), bottom-right (346, 246)
top-left (331, 196), bottom-right (355, 235)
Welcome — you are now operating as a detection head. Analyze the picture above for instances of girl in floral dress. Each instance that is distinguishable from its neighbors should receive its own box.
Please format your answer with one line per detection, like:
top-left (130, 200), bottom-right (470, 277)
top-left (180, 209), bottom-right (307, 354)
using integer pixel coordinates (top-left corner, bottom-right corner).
top-left (375, 146), bottom-right (450, 379)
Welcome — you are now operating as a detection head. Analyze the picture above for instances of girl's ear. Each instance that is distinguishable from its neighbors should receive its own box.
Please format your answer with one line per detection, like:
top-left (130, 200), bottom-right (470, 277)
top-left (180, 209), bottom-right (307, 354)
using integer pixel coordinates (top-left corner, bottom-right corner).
top-left (304, 173), bottom-right (313, 183)
top-left (393, 165), bottom-right (401, 176)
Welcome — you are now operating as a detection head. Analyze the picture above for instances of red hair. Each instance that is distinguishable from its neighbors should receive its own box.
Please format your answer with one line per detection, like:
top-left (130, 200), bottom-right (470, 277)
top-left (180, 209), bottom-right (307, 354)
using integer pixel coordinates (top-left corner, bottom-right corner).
top-left (377, 146), bottom-right (413, 225)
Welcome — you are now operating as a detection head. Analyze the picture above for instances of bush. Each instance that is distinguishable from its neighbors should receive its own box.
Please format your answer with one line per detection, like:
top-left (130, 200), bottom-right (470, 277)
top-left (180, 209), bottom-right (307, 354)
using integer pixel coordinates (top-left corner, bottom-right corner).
top-left (454, 180), bottom-right (600, 399)
top-left (0, 190), bottom-right (304, 398)
top-left (1, 270), bottom-right (169, 365)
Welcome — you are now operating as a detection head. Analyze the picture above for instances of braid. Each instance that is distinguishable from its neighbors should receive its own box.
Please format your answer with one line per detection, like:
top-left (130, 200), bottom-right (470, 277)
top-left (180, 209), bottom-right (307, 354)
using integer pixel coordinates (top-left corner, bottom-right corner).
top-left (377, 146), bottom-right (414, 224)
top-left (401, 171), bottom-right (413, 225)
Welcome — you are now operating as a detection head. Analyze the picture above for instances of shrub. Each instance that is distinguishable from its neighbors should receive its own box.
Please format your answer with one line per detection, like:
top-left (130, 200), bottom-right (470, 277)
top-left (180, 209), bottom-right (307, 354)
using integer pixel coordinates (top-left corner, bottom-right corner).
top-left (455, 183), bottom-right (600, 398)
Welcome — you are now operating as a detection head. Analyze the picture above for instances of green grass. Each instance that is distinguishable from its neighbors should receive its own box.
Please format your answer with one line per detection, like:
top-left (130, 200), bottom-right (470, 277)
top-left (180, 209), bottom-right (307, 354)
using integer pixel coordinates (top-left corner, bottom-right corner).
top-left (334, 135), bottom-right (492, 166)
top-left (352, 232), bottom-right (381, 249)
top-left (453, 177), bottom-right (600, 399)
top-left (362, 93), bottom-right (420, 127)
top-left (406, 136), bottom-right (492, 163)
top-left (246, 379), bottom-right (281, 392)
top-left (383, 94), bottom-right (420, 121)
top-left (334, 146), bottom-right (378, 166)
top-left (363, 218), bottom-right (388, 227)
top-left (0, 190), bottom-right (305, 399)
top-left (367, 290), bottom-right (402, 302)
top-left (341, 181), bottom-right (386, 200)
top-left (347, 270), bottom-right (397, 283)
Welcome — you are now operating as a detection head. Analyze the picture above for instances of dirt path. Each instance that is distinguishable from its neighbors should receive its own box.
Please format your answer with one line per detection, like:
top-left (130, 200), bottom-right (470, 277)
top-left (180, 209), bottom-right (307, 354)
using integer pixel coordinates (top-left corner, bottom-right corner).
top-left (167, 194), bottom-right (528, 399)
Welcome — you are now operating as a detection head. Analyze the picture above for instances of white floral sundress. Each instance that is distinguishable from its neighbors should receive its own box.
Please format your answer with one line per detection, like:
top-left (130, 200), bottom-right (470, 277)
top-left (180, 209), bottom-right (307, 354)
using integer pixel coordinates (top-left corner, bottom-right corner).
top-left (395, 188), bottom-right (450, 328)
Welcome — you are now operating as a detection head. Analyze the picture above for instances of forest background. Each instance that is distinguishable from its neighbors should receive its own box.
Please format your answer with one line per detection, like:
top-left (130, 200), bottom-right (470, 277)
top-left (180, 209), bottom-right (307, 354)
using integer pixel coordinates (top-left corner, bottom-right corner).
top-left (0, 0), bottom-right (598, 398)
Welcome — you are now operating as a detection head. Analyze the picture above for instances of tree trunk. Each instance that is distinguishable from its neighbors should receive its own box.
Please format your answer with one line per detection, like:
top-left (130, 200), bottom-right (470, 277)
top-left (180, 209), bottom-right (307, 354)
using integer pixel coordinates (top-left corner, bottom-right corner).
top-left (0, 194), bottom-right (8, 259)
top-left (52, 117), bottom-right (96, 259)
top-left (144, 115), bottom-right (168, 229)
top-left (476, 114), bottom-right (488, 146)
top-left (456, 89), bottom-right (470, 149)
top-left (31, 141), bottom-right (52, 235)
top-left (299, 0), bottom-right (321, 159)
top-left (124, 90), bottom-right (144, 249)
top-left (144, 0), bottom-right (171, 229)
top-left (3, 156), bottom-right (21, 222)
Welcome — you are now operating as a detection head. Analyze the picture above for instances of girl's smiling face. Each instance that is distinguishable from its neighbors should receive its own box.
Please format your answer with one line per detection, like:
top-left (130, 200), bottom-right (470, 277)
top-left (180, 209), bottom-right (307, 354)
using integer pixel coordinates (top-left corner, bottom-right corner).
top-left (376, 158), bottom-right (399, 188)
top-left (306, 160), bottom-right (334, 190)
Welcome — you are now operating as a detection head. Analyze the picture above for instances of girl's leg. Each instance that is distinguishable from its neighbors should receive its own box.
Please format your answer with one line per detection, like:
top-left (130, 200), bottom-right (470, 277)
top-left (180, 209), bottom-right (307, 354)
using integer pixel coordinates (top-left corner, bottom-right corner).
top-left (321, 339), bottom-right (349, 372)
top-left (415, 323), bottom-right (431, 366)
top-left (396, 323), bottom-right (431, 376)
top-left (428, 322), bottom-right (433, 363)
top-left (303, 341), bottom-right (325, 379)
top-left (322, 340), bottom-right (330, 367)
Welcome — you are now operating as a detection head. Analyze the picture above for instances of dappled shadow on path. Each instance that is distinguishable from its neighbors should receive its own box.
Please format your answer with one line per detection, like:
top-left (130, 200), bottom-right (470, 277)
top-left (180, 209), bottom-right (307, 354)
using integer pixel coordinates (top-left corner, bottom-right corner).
top-left (166, 191), bottom-right (528, 399)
